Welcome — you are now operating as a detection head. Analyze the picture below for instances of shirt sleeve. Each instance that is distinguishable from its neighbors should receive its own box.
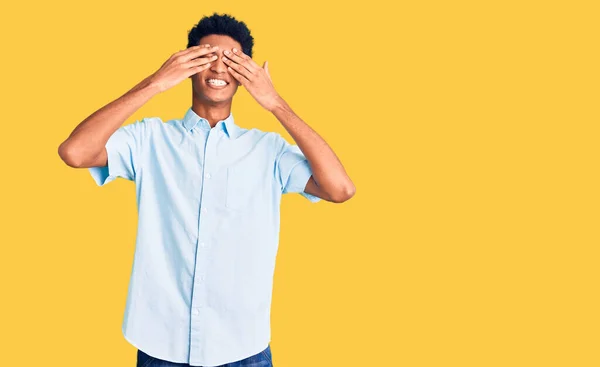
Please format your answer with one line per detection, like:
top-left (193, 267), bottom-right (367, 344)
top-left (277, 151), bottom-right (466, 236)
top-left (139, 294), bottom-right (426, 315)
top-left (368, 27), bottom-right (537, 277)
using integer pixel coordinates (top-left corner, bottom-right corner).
top-left (88, 117), bottom-right (155, 186)
top-left (273, 133), bottom-right (321, 203)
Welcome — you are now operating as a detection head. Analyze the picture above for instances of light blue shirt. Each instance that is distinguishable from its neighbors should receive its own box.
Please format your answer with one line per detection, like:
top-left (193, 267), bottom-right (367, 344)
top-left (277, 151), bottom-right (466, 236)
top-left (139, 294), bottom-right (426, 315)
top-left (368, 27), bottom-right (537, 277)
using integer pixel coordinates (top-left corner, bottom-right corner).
top-left (89, 107), bottom-right (320, 366)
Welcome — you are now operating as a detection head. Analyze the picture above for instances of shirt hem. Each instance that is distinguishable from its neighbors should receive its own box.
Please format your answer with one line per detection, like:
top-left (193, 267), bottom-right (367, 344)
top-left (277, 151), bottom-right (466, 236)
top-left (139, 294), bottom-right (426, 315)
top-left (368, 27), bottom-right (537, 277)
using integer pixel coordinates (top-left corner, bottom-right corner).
top-left (122, 325), bottom-right (271, 367)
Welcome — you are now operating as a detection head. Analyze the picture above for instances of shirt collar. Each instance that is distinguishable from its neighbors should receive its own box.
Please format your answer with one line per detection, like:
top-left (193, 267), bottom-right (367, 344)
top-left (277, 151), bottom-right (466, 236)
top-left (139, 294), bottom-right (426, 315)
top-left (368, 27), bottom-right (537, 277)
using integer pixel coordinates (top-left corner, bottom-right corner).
top-left (181, 107), bottom-right (241, 139)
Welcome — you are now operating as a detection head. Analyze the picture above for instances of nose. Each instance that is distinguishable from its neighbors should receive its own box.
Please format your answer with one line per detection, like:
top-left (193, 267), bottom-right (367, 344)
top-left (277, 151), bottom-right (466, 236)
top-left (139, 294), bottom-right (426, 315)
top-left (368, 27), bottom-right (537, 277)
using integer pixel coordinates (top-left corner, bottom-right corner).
top-left (209, 51), bottom-right (228, 74)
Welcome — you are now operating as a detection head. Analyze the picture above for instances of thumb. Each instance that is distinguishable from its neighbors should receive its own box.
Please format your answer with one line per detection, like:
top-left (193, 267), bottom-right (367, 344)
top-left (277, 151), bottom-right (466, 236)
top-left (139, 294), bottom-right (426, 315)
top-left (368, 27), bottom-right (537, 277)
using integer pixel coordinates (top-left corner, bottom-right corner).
top-left (263, 61), bottom-right (271, 81)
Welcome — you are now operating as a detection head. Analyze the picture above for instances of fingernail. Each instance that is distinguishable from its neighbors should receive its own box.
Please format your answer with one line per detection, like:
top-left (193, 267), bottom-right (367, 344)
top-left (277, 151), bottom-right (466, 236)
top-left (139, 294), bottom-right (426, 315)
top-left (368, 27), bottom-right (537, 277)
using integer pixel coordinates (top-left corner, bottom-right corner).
top-left (233, 48), bottom-right (238, 53)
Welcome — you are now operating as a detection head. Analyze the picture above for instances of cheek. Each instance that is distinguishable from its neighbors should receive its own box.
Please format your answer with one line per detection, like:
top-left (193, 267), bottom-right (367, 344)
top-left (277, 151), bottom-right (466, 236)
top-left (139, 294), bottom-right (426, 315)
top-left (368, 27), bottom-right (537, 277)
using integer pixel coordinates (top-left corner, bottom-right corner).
top-left (191, 74), bottom-right (210, 88)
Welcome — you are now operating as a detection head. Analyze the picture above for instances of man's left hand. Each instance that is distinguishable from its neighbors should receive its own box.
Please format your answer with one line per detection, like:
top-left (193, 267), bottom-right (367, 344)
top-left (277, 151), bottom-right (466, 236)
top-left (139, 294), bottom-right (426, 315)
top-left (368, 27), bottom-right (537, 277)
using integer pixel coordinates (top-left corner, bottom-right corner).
top-left (223, 48), bottom-right (281, 112)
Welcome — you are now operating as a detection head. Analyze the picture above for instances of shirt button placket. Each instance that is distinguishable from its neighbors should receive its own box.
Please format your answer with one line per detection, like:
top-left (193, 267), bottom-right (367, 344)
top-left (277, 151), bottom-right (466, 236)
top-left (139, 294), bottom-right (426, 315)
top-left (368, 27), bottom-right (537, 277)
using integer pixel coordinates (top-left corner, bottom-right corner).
top-left (190, 125), bottom-right (218, 363)
top-left (189, 126), bottom-right (212, 363)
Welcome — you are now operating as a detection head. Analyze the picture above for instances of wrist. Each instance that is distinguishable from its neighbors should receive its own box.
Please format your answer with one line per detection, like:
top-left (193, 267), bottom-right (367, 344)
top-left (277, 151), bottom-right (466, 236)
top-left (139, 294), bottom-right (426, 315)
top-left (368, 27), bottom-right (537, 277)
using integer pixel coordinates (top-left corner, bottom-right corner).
top-left (143, 75), bottom-right (166, 94)
top-left (267, 94), bottom-right (286, 113)
top-left (129, 75), bottom-right (164, 97)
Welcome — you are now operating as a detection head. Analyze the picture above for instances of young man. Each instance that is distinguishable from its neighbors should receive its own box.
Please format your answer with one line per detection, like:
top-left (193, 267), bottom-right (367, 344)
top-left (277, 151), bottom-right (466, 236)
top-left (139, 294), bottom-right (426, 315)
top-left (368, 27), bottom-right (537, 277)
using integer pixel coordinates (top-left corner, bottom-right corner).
top-left (58, 13), bottom-right (355, 367)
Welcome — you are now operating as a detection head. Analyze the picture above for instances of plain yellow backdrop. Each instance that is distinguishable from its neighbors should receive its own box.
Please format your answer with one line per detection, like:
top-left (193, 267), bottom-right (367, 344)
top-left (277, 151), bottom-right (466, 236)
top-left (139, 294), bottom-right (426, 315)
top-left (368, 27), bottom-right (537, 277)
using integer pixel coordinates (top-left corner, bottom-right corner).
top-left (1, 0), bottom-right (598, 366)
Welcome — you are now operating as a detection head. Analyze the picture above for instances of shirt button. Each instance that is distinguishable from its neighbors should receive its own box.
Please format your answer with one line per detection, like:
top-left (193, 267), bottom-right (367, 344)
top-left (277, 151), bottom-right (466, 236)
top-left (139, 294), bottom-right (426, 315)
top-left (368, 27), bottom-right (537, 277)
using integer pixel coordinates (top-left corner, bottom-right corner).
top-left (200, 242), bottom-right (206, 248)
top-left (205, 173), bottom-right (211, 179)
top-left (192, 308), bottom-right (199, 315)
top-left (202, 207), bottom-right (208, 214)
top-left (199, 275), bottom-right (205, 282)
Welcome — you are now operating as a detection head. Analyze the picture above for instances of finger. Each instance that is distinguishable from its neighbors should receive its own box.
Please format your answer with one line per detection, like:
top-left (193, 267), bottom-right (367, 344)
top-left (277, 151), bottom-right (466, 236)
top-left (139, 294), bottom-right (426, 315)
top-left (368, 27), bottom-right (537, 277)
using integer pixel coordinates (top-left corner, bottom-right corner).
top-left (182, 45), bottom-right (218, 61)
top-left (180, 45), bottom-right (219, 62)
top-left (174, 44), bottom-right (209, 57)
top-left (224, 49), bottom-right (257, 75)
top-left (185, 53), bottom-right (218, 68)
top-left (223, 55), bottom-right (253, 81)
top-left (227, 63), bottom-right (250, 85)
top-left (232, 48), bottom-right (261, 70)
top-left (188, 61), bottom-right (213, 77)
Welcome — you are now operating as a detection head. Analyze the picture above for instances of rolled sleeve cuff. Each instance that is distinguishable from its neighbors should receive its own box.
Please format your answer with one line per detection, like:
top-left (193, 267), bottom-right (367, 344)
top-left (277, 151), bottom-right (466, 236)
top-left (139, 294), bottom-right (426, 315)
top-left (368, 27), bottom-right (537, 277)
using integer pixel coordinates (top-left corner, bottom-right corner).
top-left (286, 159), bottom-right (321, 203)
top-left (88, 134), bottom-right (134, 186)
top-left (88, 165), bottom-right (113, 186)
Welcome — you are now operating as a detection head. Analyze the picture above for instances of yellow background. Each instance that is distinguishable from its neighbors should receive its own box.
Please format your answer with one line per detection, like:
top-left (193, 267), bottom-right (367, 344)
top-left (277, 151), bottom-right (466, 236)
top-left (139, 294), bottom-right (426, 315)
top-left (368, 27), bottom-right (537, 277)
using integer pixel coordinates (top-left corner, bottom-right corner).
top-left (1, 0), bottom-right (598, 366)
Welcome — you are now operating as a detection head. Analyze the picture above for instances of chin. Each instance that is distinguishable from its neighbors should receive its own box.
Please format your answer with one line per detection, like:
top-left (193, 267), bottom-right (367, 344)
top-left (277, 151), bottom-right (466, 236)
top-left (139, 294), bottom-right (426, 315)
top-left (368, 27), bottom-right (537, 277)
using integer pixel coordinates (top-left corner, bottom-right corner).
top-left (204, 89), bottom-right (238, 103)
top-left (197, 92), bottom-right (234, 104)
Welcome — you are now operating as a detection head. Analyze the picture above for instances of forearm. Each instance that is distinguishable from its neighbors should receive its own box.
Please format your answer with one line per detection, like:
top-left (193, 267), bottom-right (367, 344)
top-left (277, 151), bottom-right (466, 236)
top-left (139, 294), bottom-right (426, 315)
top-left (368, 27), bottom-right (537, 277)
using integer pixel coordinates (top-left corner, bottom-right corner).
top-left (58, 75), bottom-right (161, 167)
top-left (269, 96), bottom-right (355, 200)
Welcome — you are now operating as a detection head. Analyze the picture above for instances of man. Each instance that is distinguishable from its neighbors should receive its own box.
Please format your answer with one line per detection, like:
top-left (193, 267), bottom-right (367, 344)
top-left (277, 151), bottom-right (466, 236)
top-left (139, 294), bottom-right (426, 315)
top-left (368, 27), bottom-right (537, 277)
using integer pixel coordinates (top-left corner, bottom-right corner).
top-left (58, 12), bottom-right (355, 367)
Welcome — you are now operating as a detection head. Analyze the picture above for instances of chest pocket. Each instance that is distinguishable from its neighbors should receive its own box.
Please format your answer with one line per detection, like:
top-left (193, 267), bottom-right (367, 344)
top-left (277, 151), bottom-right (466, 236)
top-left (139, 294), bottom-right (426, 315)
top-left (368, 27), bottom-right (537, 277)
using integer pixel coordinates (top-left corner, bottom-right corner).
top-left (225, 161), bottom-right (267, 211)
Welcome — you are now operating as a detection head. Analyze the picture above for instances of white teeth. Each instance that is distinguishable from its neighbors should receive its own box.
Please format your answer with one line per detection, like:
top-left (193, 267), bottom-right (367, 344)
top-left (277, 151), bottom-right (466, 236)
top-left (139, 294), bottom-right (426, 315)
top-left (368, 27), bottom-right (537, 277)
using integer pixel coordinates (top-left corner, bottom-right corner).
top-left (207, 79), bottom-right (227, 86)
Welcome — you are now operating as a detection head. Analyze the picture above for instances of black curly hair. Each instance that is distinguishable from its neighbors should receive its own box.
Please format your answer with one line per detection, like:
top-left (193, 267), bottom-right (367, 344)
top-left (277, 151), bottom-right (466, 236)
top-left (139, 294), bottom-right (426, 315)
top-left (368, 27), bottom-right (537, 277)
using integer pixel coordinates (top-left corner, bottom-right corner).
top-left (186, 13), bottom-right (254, 58)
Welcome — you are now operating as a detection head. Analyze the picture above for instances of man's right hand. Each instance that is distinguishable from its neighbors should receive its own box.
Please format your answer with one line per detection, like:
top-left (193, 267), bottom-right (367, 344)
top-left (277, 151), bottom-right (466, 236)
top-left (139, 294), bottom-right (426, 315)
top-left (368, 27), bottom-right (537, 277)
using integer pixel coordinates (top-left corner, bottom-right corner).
top-left (58, 44), bottom-right (219, 168)
top-left (149, 44), bottom-right (219, 93)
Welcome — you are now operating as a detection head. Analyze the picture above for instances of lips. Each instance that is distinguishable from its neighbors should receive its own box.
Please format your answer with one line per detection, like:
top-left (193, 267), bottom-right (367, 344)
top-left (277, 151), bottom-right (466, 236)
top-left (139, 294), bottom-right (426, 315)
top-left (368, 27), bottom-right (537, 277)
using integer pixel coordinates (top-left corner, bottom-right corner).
top-left (206, 78), bottom-right (229, 89)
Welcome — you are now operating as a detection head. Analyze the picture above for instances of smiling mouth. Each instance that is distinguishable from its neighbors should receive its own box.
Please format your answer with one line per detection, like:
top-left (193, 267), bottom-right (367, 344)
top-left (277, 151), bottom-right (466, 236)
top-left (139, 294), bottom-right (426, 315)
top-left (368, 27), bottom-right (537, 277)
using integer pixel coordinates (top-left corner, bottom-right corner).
top-left (206, 78), bottom-right (229, 88)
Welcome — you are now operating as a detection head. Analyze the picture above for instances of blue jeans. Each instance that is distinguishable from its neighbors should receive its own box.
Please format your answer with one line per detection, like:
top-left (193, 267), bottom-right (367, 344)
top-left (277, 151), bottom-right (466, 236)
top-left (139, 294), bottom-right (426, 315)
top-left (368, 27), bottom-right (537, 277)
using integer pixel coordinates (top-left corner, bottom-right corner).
top-left (136, 345), bottom-right (273, 367)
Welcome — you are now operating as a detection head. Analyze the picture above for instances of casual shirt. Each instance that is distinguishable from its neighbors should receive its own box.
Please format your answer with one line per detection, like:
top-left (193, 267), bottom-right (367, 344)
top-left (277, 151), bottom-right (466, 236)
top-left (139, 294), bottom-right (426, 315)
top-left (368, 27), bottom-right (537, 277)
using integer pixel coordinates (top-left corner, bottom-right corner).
top-left (89, 107), bottom-right (320, 366)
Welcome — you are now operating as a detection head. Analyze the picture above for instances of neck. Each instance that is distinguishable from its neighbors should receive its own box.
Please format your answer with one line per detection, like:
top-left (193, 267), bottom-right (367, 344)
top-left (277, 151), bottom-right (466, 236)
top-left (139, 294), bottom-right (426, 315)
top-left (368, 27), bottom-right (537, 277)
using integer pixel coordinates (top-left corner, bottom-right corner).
top-left (192, 98), bottom-right (232, 127)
